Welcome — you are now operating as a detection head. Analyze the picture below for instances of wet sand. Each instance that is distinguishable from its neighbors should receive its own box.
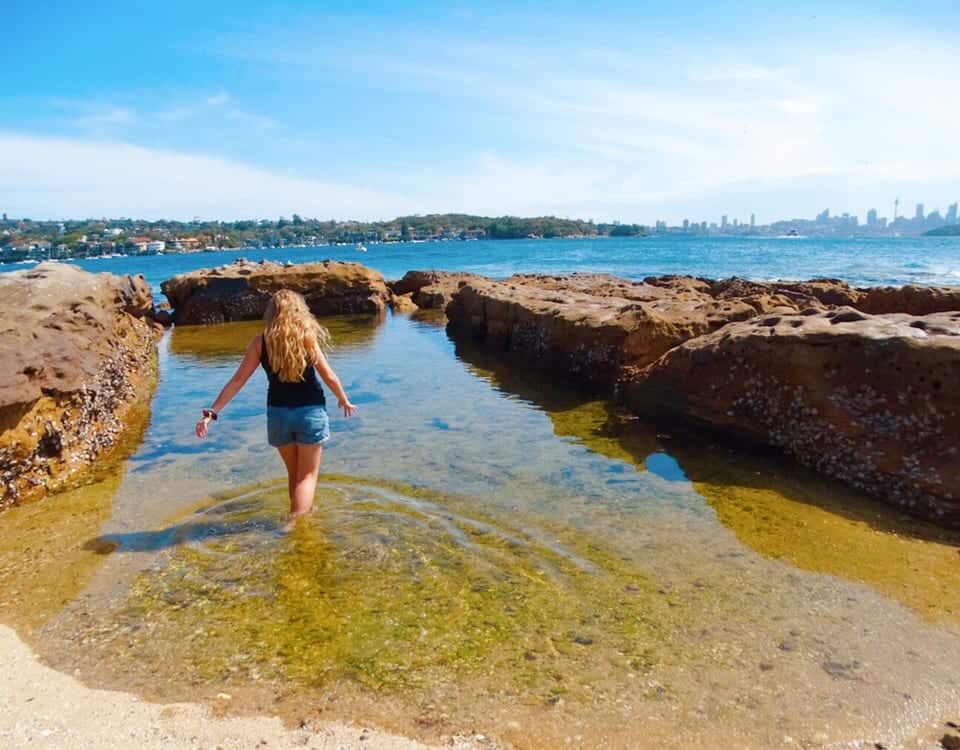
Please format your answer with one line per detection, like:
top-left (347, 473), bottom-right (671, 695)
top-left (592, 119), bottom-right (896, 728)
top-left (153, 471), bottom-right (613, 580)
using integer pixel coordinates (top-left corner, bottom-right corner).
top-left (0, 624), bottom-right (485, 750)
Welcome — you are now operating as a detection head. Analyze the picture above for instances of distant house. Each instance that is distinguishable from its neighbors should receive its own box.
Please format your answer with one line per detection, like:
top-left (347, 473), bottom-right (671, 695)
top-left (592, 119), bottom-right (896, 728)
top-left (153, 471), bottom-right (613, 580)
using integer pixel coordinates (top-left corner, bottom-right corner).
top-left (146, 241), bottom-right (166, 253)
top-left (170, 237), bottom-right (201, 252)
top-left (461, 229), bottom-right (486, 240)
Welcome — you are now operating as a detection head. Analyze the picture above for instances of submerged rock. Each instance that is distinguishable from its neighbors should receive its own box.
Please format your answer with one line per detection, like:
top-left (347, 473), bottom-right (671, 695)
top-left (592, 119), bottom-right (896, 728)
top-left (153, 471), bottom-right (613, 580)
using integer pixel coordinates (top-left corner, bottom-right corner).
top-left (388, 292), bottom-right (419, 314)
top-left (627, 308), bottom-right (960, 525)
top-left (0, 263), bottom-right (158, 508)
top-left (389, 270), bottom-right (487, 311)
top-left (161, 259), bottom-right (392, 325)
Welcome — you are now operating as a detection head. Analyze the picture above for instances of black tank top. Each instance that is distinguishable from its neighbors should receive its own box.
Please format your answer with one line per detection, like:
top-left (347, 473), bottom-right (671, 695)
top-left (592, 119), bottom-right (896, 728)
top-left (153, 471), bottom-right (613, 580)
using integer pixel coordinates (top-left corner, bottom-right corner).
top-left (260, 336), bottom-right (326, 408)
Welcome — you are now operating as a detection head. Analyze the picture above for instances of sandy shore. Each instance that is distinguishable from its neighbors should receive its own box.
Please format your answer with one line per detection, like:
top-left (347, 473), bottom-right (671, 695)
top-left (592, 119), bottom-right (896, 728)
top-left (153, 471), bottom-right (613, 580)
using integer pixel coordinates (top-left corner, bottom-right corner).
top-left (0, 625), bottom-right (482, 750)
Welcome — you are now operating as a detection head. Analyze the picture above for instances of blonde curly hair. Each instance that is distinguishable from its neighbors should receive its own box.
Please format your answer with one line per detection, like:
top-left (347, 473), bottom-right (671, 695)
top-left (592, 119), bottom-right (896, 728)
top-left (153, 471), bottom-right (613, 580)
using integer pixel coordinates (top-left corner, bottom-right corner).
top-left (263, 290), bottom-right (332, 383)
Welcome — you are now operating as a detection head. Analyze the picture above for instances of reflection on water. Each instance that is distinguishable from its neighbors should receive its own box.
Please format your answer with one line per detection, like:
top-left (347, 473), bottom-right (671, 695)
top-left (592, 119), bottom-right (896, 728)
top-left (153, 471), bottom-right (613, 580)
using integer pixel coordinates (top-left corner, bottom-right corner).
top-left (6, 313), bottom-right (960, 748)
top-left (452, 337), bottom-right (660, 468)
top-left (169, 315), bottom-right (383, 359)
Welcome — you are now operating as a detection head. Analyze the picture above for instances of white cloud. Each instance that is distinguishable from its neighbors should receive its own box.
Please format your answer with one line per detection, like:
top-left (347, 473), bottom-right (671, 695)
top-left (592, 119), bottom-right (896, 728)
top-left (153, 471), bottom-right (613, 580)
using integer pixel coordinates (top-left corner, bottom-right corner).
top-left (72, 107), bottom-right (135, 128)
top-left (225, 109), bottom-right (279, 130)
top-left (206, 91), bottom-right (230, 106)
top-left (687, 62), bottom-right (784, 83)
top-left (0, 133), bottom-right (415, 220)
top-left (9, 27), bottom-right (960, 224)
top-left (778, 94), bottom-right (827, 115)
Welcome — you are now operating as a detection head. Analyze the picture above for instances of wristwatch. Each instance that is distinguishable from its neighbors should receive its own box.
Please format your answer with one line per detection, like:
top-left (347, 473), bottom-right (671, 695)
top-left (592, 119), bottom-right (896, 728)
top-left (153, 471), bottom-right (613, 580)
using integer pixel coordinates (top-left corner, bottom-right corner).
top-left (202, 408), bottom-right (219, 421)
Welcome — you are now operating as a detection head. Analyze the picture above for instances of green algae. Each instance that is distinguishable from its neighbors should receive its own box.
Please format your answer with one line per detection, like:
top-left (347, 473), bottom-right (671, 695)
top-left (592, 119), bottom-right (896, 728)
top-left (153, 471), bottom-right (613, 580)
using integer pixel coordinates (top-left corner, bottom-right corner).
top-left (0, 395), bottom-right (152, 633)
top-left (672, 441), bottom-right (960, 625)
top-left (77, 475), bottom-right (694, 704)
top-left (0, 473), bottom-right (122, 632)
top-left (582, 415), bottom-right (960, 625)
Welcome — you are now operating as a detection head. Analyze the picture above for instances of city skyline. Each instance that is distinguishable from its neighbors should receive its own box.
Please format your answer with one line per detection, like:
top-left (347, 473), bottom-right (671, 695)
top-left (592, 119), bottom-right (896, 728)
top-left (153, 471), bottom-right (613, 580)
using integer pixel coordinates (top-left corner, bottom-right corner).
top-left (3, 2), bottom-right (960, 223)
top-left (660, 197), bottom-right (960, 234)
top-left (4, 194), bottom-right (959, 228)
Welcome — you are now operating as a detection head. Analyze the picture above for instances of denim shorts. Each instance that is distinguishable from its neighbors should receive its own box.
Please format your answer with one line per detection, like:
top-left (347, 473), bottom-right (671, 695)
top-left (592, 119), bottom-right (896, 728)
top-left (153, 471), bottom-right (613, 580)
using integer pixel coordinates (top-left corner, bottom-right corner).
top-left (266, 405), bottom-right (331, 447)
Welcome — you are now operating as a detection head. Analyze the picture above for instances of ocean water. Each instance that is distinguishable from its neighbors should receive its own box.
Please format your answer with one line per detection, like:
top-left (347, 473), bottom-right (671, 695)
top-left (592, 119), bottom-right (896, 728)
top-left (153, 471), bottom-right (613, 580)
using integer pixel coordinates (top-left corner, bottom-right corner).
top-left (4, 234), bottom-right (960, 291)
top-left (2, 237), bottom-right (960, 748)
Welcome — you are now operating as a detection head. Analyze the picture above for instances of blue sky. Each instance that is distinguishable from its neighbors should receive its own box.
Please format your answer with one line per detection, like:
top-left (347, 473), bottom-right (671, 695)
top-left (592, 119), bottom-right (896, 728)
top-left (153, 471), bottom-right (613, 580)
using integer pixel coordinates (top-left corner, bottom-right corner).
top-left (3, 1), bottom-right (959, 223)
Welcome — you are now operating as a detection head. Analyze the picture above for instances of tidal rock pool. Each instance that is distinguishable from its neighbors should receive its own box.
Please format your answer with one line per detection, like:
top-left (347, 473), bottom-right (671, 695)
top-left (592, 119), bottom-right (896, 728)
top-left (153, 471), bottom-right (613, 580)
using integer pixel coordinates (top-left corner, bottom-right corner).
top-left (2, 313), bottom-right (959, 749)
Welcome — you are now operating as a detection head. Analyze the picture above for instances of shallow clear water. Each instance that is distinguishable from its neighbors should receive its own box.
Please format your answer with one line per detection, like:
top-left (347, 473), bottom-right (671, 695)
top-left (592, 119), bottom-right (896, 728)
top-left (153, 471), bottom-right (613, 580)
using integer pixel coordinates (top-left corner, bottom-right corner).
top-left (2, 313), bottom-right (960, 749)
top-left (4, 234), bottom-right (960, 290)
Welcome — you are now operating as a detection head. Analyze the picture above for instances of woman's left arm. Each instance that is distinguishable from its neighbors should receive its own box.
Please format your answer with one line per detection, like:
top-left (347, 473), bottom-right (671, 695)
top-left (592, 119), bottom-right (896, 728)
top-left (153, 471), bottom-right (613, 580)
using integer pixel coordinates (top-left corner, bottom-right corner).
top-left (196, 336), bottom-right (263, 438)
top-left (313, 347), bottom-right (357, 418)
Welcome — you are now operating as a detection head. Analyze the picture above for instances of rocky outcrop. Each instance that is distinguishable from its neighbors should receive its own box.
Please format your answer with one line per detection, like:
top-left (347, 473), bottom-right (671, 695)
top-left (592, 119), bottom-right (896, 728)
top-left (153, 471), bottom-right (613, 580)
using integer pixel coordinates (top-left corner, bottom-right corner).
top-left (857, 285), bottom-right (960, 316)
top-left (1, 263), bottom-right (158, 508)
top-left (446, 274), bottom-right (775, 389)
top-left (161, 259), bottom-right (392, 325)
top-left (389, 270), bottom-right (487, 311)
top-left (627, 308), bottom-right (960, 524)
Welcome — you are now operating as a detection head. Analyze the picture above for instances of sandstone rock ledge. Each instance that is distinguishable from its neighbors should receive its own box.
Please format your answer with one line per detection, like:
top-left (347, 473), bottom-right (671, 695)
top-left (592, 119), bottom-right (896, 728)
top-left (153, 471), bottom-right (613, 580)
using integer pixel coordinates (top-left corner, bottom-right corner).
top-left (445, 273), bottom-right (826, 389)
top-left (161, 260), bottom-right (392, 325)
top-left (1, 263), bottom-right (158, 508)
top-left (627, 308), bottom-right (960, 524)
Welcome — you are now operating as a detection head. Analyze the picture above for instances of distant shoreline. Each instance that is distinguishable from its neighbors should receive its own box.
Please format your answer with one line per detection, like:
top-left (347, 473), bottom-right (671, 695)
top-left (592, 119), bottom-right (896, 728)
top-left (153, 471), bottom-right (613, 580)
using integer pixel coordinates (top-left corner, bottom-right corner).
top-left (3, 230), bottom-right (958, 267)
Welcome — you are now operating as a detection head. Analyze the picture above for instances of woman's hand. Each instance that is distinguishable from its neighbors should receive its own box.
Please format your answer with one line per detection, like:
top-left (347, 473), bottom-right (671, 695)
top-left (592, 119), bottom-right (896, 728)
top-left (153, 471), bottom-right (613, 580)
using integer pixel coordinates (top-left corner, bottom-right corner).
top-left (195, 415), bottom-right (212, 438)
top-left (339, 399), bottom-right (357, 418)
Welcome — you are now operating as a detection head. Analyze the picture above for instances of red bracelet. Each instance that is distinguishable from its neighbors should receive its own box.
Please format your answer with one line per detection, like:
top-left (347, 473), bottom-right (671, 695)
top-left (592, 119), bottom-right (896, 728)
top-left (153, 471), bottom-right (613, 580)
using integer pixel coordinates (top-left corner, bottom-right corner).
top-left (202, 409), bottom-right (219, 421)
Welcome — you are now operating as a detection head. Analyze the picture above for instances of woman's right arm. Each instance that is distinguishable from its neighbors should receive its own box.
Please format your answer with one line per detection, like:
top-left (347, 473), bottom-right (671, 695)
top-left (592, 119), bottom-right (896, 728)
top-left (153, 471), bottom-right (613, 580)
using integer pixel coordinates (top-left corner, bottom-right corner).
top-left (313, 348), bottom-right (357, 418)
top-left (196, 335), bottom-right (263, 437)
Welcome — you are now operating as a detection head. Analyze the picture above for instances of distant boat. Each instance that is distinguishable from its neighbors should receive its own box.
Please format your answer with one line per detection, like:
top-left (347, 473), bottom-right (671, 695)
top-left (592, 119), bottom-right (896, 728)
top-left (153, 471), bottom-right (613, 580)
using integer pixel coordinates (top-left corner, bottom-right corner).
top-left (776, 229), bottom-right (804, 238)
top-left (356, 243), bottom-right (368, 253)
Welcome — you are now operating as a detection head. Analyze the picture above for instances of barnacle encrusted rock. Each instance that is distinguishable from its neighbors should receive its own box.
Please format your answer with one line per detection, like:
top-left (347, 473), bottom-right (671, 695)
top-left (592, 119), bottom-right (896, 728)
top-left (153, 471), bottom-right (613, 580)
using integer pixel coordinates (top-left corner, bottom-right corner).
top-left (0, 263), bottom-right (158, 508)
top-left (627, 308), bottom-right (960, 525)
top-left (161, 259), bottom-right (392, 325)
top-left (446, 274), bottom-right (789, 388)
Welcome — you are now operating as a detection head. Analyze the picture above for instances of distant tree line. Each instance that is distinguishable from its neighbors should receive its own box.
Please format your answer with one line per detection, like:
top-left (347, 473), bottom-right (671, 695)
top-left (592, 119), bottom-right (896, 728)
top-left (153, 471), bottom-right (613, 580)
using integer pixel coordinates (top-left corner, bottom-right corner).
top-left (925, 224), bottom-right (960, 236)
top-left (0, 213), bottom-right (649, 253)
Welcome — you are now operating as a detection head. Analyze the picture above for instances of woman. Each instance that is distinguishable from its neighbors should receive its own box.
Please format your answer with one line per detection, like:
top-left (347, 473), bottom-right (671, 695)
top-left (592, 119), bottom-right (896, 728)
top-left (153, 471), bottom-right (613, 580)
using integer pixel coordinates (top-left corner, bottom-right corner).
top-left (195, 289), bottom-right (356, 524)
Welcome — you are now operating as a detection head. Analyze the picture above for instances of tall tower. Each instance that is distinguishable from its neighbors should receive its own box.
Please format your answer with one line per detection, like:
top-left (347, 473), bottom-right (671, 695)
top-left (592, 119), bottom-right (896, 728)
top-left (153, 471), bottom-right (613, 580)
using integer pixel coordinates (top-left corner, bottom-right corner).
top-left (893, 198), bottom-right (899, 221)
top-left (947, 202), bottom-right (958, 224)
top-left (915, 203), bottom-right (925, 221)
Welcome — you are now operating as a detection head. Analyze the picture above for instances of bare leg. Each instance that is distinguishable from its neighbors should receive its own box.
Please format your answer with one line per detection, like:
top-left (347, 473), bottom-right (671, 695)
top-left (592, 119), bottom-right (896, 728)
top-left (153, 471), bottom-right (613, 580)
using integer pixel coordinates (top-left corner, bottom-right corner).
top-left (276, 444), bottom-right (298, 506)
top-left (289, 443), bottom-right (323, 518)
